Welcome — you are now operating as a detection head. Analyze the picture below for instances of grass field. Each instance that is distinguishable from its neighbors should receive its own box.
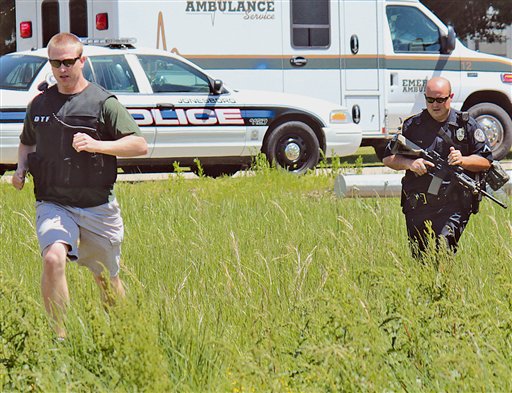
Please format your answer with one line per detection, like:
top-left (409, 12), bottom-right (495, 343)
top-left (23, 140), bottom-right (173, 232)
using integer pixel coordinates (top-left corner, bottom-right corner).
top-left (1, 167), bottom-right (512, 392)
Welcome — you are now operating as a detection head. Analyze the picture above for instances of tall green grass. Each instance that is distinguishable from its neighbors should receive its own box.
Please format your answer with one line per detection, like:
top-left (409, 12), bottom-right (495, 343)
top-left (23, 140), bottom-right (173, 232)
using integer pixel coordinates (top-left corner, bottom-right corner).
top-left (1, 170), bottom-right (511, 392)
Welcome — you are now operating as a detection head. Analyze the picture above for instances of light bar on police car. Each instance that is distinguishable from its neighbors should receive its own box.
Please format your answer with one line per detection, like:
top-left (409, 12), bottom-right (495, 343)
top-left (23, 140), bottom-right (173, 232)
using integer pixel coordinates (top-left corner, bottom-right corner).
top-left (80, 38), bottom-right (137, 46)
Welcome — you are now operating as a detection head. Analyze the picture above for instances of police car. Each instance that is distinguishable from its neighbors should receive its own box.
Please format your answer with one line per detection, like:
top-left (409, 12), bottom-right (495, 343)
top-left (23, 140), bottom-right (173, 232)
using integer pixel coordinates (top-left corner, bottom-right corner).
top-left (0, 39), bottom-right (362, 176)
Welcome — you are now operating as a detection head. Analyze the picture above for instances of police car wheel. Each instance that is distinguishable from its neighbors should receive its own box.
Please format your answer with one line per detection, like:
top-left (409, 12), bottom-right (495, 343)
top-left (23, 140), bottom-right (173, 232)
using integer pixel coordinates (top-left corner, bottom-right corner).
top-left (468, 103), bottom-right (512, 161)
top-left (265, 121), bottom-right (320, 174)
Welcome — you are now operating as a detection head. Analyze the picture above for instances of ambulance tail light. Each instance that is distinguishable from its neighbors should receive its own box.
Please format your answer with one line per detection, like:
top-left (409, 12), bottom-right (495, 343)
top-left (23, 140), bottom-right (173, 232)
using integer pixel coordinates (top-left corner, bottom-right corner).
top-left (96, 13), bottom-right (109, 30)
top-left (20, 21), bottom-right (32, 38)
top-left (330, 110), bottom-right (350, 124)
top-left (501, 73), bottom-right (512, 84)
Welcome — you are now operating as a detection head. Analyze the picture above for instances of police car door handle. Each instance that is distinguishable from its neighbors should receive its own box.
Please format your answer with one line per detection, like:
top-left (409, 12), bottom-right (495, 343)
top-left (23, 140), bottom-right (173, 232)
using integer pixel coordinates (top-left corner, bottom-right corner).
top-left (290, 56), bottom-right (308, 67)
top-left (156, 103), bottom-right (175, 110)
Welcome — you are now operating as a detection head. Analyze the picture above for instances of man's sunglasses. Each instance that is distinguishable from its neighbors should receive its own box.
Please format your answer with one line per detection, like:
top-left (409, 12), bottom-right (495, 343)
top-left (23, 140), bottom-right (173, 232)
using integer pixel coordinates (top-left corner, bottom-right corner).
top-left (424, 94), bottom-right (452, 104)
top-left (48, 55), bottom-right (82, 68)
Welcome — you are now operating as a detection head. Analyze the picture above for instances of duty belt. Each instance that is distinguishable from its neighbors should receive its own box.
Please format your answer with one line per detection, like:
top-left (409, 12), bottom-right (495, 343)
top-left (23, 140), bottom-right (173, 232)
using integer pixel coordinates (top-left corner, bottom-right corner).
top-left (404, 191), bottom-right (461, 209)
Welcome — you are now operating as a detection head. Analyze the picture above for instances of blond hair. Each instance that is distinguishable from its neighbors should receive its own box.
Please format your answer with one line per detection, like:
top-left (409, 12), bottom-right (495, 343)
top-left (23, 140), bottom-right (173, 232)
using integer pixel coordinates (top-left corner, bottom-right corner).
top-left (47, 32), bottom-right (83, 56)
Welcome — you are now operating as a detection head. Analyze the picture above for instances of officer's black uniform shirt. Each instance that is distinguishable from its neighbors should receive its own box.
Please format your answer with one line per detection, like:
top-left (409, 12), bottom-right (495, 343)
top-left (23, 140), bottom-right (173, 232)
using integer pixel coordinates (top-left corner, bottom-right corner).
top-left (383, 109), bottom-right (492, 196)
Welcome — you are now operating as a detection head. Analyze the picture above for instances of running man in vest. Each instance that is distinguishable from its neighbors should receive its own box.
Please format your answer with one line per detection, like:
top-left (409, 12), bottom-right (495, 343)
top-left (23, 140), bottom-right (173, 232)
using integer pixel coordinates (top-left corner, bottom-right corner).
top-left (12, 33), bottom-right (147, 339)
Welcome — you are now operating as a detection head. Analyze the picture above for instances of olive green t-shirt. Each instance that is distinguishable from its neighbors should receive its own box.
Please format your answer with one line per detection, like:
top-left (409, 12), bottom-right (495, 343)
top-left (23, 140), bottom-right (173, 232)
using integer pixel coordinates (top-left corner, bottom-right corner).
top-left (21, 92), bottom-right (142, 205)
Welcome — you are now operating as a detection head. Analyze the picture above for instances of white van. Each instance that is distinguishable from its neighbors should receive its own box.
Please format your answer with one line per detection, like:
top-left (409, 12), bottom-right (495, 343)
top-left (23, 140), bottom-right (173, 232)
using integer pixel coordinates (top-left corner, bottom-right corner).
top-left (12, 0), bottom-right (512, 159)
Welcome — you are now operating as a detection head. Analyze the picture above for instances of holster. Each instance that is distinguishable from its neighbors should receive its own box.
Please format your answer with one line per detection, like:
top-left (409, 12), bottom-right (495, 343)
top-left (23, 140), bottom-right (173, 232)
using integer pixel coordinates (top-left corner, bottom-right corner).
top-left (402, 188), bottom-right (473, 213)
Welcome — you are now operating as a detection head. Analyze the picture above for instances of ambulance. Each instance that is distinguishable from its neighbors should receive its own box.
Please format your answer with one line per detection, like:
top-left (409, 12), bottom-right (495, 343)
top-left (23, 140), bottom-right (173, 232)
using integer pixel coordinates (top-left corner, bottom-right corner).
top-left (11, 0), bottom-right (512, 159)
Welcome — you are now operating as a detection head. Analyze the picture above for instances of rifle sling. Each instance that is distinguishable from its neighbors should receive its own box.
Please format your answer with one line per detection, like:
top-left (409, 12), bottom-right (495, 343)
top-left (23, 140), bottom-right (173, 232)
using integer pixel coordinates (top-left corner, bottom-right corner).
top-left (437, 124), bottom-right (455, 146)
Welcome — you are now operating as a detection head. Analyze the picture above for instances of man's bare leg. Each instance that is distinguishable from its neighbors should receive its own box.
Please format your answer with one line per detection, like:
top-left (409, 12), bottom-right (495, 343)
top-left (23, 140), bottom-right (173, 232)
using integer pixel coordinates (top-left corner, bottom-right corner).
top-left (41, 242), bottom-right (69, 338)
top-left (94, 274), bottom-right (126, 306)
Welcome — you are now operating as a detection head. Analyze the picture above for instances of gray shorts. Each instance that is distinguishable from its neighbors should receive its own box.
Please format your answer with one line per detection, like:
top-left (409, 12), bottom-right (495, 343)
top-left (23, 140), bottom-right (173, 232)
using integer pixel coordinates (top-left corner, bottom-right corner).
top-left (35, 199), bottom-right (124, 277)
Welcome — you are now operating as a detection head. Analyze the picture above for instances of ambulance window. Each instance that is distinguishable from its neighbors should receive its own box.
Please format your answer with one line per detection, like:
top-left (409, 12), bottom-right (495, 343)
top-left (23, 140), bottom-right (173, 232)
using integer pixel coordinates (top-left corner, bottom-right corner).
top-left (291, 0), bottom-right (330, 48)
top-left (87, 55), bottom-right (138, 93)
top-left (137, 55), bottom-right (211, 94)
top-left (386, 6), bottom-right (441, 53)
top-left (42, 0), bottom-right (60, 47)
top-left (70, 0), bottom-right (88, 38)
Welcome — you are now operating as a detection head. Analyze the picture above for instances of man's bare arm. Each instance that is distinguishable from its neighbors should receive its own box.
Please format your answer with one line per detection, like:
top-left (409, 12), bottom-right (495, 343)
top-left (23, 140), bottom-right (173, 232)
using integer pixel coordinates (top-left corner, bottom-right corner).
top-left (12, 143), bottom-right (36, 190)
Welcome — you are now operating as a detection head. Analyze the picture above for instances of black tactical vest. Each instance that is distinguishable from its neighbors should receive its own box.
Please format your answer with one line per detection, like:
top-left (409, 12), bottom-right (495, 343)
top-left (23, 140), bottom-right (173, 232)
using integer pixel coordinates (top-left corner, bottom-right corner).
top-left (28, 83), bottom-right (118, 207)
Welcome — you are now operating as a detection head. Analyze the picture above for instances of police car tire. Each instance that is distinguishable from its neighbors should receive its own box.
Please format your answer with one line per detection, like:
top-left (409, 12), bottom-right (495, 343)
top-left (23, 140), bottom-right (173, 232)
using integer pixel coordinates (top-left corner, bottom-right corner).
top-left (468, 103), bottom-right (512, 161)
top-left (264, 121), bottom-right (320, 174)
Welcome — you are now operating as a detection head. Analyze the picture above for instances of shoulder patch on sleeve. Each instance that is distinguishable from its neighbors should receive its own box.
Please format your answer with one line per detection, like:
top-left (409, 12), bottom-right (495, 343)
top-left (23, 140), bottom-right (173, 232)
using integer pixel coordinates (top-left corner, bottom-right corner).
top-left (474, 128), bottom-right (486, 143)
top-left (402, 111), bottom-right (423, 127)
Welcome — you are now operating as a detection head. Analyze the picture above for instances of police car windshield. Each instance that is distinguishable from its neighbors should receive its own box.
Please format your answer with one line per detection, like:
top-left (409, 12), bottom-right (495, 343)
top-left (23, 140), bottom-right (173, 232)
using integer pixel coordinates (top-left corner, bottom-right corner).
top-left (0, 54), bottom-right (47, 91)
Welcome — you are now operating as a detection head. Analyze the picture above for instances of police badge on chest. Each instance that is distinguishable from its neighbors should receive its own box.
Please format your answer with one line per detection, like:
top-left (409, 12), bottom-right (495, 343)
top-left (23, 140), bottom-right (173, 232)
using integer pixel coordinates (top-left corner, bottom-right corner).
top-left (456, 127), bottom-right (465, 141)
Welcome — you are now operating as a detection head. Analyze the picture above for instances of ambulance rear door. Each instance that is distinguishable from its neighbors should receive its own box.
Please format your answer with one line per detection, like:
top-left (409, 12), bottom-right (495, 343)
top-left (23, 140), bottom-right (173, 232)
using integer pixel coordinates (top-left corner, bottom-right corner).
top-left (15, 0), bottom-right (39, 51)
top-left (15, 0), bottom-right (91, 51)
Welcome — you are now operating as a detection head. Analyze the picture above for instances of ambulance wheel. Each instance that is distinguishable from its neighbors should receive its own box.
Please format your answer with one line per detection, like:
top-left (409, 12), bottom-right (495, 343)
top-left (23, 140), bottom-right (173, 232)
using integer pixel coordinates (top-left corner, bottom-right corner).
top-left (0, 166), bottom-right (6, 176)
top-left (264, 121), bottom-right (320, 174)
top-left (468, 103), bottom-right (512, 160)
top-left (197, 165), bottom-right (240, 178)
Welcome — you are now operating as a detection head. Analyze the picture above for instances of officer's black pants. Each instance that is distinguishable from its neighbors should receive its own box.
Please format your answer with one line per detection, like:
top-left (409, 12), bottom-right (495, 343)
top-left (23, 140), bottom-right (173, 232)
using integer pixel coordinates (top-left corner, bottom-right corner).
top-left (404, 204), bottom-right (472, 258)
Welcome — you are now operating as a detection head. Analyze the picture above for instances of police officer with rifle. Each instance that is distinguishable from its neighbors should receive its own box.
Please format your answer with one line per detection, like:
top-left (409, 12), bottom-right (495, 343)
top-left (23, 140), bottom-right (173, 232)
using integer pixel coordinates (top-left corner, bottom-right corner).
top-left (382, 77), bottom-right (494, 258)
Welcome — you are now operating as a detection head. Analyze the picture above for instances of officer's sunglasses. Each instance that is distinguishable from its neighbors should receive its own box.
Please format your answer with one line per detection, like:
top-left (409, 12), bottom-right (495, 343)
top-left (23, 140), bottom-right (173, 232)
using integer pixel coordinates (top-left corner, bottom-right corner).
top-left (48, 55), bottom-right (82, 68)
top-left (424, 94), bottom-right (452, 104)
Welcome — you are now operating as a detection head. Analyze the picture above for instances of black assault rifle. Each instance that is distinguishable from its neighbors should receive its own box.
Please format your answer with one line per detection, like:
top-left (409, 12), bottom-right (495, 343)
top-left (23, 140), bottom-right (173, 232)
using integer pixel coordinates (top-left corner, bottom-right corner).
top-left (389, 134), bottom-right (507, 209)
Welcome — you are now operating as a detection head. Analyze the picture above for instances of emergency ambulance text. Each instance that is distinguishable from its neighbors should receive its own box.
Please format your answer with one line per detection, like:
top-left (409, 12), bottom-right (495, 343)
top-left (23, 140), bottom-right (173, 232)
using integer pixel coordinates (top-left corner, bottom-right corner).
top-left (402, 79), bottom-right (427, 93)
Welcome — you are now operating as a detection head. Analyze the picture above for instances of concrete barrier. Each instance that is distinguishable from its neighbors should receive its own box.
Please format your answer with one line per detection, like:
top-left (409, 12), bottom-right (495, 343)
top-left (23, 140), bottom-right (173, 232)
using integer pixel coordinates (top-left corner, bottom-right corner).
top-left (334, 173), bottom-right (403, 197)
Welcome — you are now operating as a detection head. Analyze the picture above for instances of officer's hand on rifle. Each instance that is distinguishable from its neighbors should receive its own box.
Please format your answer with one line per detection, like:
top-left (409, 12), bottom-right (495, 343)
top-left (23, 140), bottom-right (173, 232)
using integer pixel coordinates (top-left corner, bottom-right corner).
top-left (448, 146), bottom-right (464, 167)
top-left (409, 158), bottom-right (434, 176)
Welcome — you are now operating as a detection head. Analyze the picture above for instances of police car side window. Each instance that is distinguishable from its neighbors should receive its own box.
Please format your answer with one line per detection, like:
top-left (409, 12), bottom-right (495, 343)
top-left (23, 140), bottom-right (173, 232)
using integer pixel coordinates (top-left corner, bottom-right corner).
top-left (386, 6), bottom-right (441, 53)
top-left (137, 55), bottom-right (211, 94)
top-left (87, 55), bottom-right (138, 93)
